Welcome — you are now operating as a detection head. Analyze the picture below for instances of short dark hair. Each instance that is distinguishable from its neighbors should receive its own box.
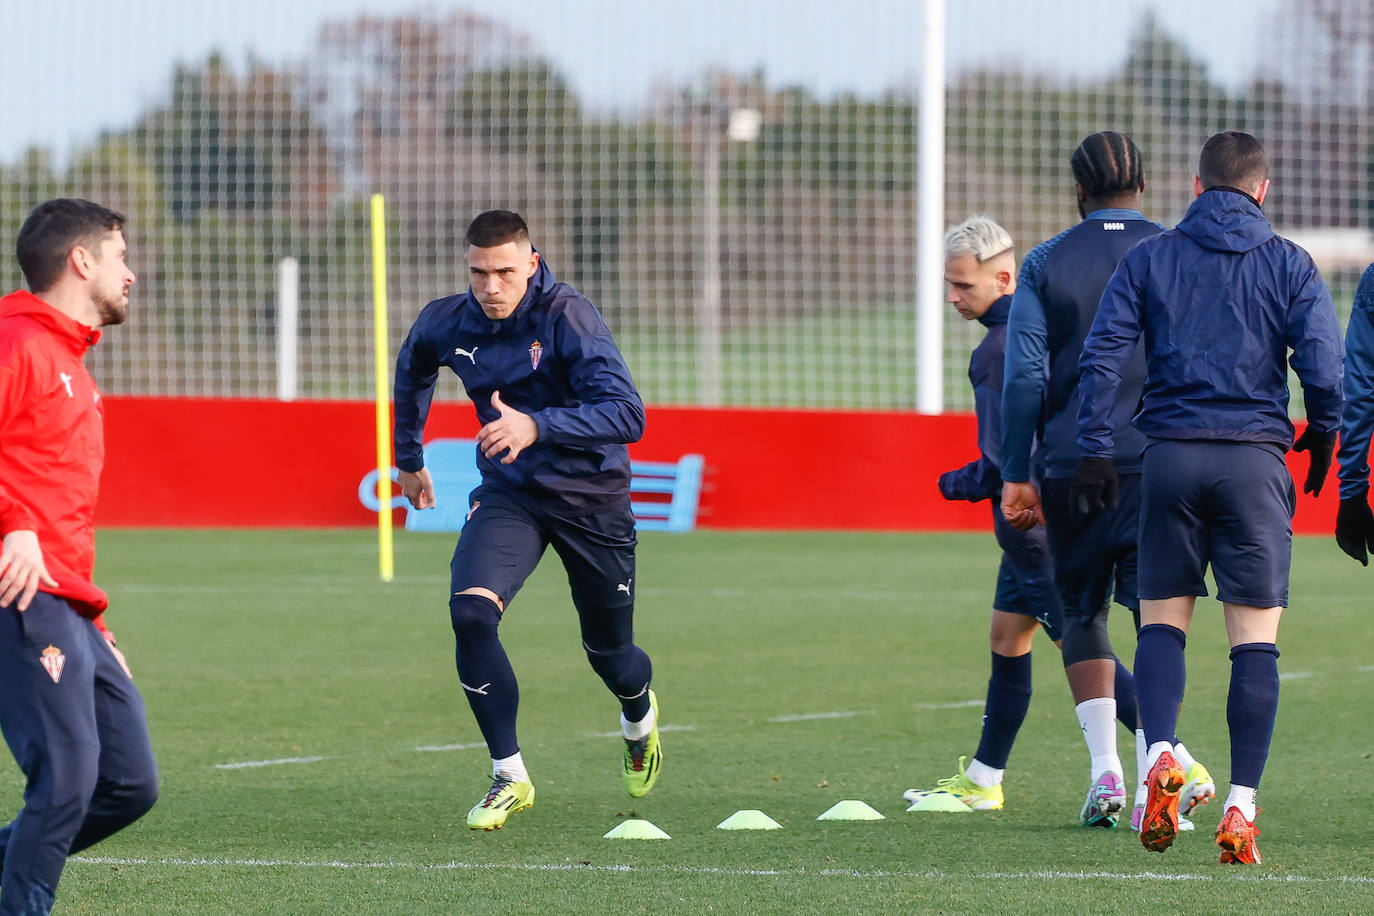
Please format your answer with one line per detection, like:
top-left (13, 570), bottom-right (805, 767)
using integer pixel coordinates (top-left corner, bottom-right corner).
top-left (1198, 131), bottom-right (1267, 191)
top-left (1071, 131), bottom-right (1145, 199)
top-left (16, 198), bottom-right (126, 293)
top-left (464, 210), bottom-right (530, 248)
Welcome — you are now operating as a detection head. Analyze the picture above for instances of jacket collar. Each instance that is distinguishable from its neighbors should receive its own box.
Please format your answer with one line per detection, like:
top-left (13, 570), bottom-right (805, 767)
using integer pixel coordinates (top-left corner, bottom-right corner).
top-left (978, 294), bottom-right (1011, 328)
top-left (0, 290), bottom-right (101, 354)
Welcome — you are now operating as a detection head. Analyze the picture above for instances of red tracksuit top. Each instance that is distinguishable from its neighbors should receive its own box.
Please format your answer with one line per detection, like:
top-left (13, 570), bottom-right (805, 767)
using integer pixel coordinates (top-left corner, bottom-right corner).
top-left (0, 290), bottom-right (110, 629)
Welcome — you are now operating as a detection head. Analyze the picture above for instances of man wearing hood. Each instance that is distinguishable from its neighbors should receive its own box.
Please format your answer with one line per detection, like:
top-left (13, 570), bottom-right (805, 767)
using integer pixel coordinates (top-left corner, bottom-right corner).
top-left (393, 210), bottom-right (660, 831)
top-left (1076, 131), bottom-right (1344, 864)
top-left (0, 199), bottom-right (159, 914)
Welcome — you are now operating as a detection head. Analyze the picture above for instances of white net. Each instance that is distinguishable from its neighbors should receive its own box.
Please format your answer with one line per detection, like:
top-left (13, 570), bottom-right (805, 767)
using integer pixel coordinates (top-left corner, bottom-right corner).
top-left (1, 0), bottom-right (1370, 409)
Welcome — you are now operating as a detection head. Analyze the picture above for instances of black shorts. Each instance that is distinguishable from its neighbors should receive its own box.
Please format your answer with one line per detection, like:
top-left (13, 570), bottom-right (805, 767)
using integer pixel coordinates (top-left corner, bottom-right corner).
top-left (1041, 473), bottom-right (1141, 622)
top-left (991, 505), bottom-right (1064, 640)
top-left (450, 483), bottom-right (637, 613)
top-left (1139, 440), bottom-right (1294, 608)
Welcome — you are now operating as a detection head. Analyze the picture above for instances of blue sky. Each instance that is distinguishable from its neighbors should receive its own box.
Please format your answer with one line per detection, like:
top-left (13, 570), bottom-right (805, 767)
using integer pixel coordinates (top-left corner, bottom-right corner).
top-left (0, 0), bottom-right (1271, 164)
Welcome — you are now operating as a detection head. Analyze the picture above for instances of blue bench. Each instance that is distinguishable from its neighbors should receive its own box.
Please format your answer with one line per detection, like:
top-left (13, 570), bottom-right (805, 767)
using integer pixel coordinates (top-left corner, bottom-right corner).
top-left (359, 438), bottom-right (704, 533)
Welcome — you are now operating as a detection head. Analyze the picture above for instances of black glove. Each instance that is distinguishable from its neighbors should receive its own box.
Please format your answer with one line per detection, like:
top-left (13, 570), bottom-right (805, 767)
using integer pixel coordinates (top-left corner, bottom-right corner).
top-left (1293, 427), bottom-right (1335, 496)
top-left (1335, 493), bottom-right (1374, 566)
top-left (1070, 456), bottom-right (1119, 517)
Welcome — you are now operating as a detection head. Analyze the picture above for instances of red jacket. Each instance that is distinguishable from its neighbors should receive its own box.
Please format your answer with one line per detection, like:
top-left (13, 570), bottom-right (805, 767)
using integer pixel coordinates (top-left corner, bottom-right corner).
top-left (0, 290), bottom-right (110, 627)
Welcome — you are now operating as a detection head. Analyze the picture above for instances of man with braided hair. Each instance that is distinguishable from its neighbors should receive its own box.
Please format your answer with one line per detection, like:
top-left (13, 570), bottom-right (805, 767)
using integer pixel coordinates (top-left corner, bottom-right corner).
top-left (1001, 132), bottom-right (1213, 831)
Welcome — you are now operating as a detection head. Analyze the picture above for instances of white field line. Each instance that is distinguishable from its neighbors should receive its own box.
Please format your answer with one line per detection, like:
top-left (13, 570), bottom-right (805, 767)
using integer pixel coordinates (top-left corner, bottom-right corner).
top-left (68, 856), bottom-right (1374, 885)
top-left (767, 711), bottom-right (875, 723)
top-left (109, 581), bottom-right (932, 601)
top-left (913, 700), bottom-right (984, 710)
top-left (413, 742), bottom-right (488, 753)
top-left (584, 724), bottom-right (697, 738)
top-left (212, 756), bottom-right (329, 770)
top-left (1278, 671), bottom-right (1315, 681)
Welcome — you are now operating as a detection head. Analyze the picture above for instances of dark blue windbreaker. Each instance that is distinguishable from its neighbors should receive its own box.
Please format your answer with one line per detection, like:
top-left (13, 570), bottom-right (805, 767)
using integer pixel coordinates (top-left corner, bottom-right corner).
top-left (1078, 189), bottom-right (1343, 457)
top-left (1337, 262), bottom-right (1374, 498)
top-left (940, 295), bottom-right (1012, 502)
top-left (941, 294), bottom-right (1054, 570)
top-left (1001, 209), bottom-right (1161, 481)
top-left (393, 255), bottom-right (645, 510)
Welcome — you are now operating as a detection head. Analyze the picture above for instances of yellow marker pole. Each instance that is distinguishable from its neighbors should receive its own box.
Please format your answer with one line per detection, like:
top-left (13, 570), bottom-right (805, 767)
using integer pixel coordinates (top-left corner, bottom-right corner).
top-left (371, 193), bottom-right (395, 582)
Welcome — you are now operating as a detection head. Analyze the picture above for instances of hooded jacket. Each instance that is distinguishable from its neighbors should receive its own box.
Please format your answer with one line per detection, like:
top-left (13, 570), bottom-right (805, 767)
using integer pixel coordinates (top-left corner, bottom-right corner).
top-left (1078, 189), bottom-right (1343, 457)
top-left (1337, 263), bottom-right (1374, 498)
top-left (0, 290), bottom-right (110, 623)
top-left (394, 254), bottom-right (645, 511)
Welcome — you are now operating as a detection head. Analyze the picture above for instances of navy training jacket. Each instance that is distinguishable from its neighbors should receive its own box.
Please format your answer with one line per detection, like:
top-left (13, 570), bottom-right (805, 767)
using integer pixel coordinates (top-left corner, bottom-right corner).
top-left (1079, 189), bottom-right (1343, 457)
top-left (393, 255), bottom-right (645, 511)
top-left (940, 295), bottom-right (1011, 502)
top-left (1337, 262), bottom-right (1374, 498)
top-left (1001, 209), bottom-right (1160, 481)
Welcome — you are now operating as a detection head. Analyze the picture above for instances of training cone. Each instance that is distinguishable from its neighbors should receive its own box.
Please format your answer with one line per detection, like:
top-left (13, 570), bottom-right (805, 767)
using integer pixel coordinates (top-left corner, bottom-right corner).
top-left (905, 793), bottom-right (973, 813)
top-left (603, 818), bottom-right (671, 839)
top-left (716, 809), bottom-right (783, 830)
top-left (816, 800), bottom-right (885, 821)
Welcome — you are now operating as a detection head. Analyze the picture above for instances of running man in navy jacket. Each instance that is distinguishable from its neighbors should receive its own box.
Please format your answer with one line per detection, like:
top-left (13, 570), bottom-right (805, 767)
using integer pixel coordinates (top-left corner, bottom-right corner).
top-left (1000, 132), bottom-right (1213, 833)
top-left (394, 210), bottom-right (661, 830)
top-left (1078, 132), bottom-right (1343, 863)
top-left (902, 216), bottom-right (1064, 813)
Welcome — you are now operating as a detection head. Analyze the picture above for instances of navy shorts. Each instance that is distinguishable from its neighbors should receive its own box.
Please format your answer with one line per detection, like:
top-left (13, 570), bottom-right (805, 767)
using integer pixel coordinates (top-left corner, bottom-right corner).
top-left (450, 483), bottom-right (637, 615)
top-left (991, 505), bottom-right (1064, 640)
top-left (1041, 473), bottom-right (1141, 622)
top-left (1139, 440), bottom-right (1295, 607)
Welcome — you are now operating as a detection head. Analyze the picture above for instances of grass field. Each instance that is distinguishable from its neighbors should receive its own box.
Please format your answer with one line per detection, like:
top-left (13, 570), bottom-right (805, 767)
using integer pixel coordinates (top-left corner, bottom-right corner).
top-left (34, 529), bottom-right (1374, 913)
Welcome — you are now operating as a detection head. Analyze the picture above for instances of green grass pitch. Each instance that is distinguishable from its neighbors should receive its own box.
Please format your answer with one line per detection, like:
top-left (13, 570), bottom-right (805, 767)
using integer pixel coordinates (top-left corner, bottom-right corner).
top-left (32, 529), bottom-right (1374, 913)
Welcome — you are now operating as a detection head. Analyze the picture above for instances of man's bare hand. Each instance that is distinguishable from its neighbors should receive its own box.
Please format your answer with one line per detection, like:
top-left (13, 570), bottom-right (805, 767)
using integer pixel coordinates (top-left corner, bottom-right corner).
top-left (1001, 481), bottom-right (1046, 531)
top-left (0, 530), bottom-right (58, 611)
top-left (397, 467), bottom-right (436, 510)
top-left (477, 391), bottom-right (538, 465)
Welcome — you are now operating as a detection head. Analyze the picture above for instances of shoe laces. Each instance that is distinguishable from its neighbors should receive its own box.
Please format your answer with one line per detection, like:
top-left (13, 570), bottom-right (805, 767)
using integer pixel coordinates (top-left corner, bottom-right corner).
top-left (625, 736), bottom-right (649, 771)
top-left (481, 776), bottom-right (515, 807)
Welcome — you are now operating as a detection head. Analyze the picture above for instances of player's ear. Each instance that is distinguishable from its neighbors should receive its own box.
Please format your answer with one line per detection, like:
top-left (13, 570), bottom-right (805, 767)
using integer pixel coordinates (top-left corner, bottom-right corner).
top-left (527, 250), bottom-right (540, 278)
top-left (1193, 175), bottom-right (1204, 198)
top-left (1254, 178), bottom-right (1270, 207)
top-left (996, 268), bottom-right (1012, 293)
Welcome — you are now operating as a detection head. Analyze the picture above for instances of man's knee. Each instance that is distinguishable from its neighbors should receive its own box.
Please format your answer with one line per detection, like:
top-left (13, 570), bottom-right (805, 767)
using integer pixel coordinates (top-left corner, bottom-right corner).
top-left (1061, 613), bottom-right (1113, 666)
top-left (449, 592), bottom-right (502, 636)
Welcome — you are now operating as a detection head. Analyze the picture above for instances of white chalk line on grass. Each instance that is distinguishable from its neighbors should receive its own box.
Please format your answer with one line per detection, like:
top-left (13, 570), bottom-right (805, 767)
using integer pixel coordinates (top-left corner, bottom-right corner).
top-left (767, 710), bottom-right (875, 723)
top-left (68, 856), bottom-right (1374, 886)
top-left (1278, 671), bottom-right (1315, 681)
top-left (584, 724), bottom-right (697, 739)
top-left (213, 756), bottom-right (329, 770)
top-left (109, 581), bottom-right (934, 601)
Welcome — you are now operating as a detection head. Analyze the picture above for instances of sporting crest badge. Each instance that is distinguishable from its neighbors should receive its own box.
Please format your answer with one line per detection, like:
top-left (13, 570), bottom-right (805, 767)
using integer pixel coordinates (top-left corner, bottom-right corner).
top-left (40, 645), bottom-right (66, 684)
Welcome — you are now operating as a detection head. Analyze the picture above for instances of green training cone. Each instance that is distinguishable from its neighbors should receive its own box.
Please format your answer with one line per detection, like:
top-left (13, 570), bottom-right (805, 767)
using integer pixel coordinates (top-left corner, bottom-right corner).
top-left (603, 818), bottom-right (671, 839)
top-left (716, 809), bottom-right (783, 830)
top-left (905, 793), bottom-right (973, 813)
top-left (816, 800), bottom-right (885, 821)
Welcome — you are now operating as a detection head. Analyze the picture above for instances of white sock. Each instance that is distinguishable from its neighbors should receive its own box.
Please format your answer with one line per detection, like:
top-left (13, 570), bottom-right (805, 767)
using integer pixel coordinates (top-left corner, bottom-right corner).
top-left (1172, 740), bottom-right (1197, 772)
top-left (1134, 729), bottom-right (1148, 805)
top-left (621, 706), bottom-right (656, 741)
top-left (492, 752), bottom-right (528, 783)
top-left (1076, 698), bottom-right (1122, 779)
top-left (966, 757), bottom-right (1004, 788)
top-left (1225, 785), bottom-right (1258, 822)
top-left (1144, 740), bottom-right (1174, 772)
